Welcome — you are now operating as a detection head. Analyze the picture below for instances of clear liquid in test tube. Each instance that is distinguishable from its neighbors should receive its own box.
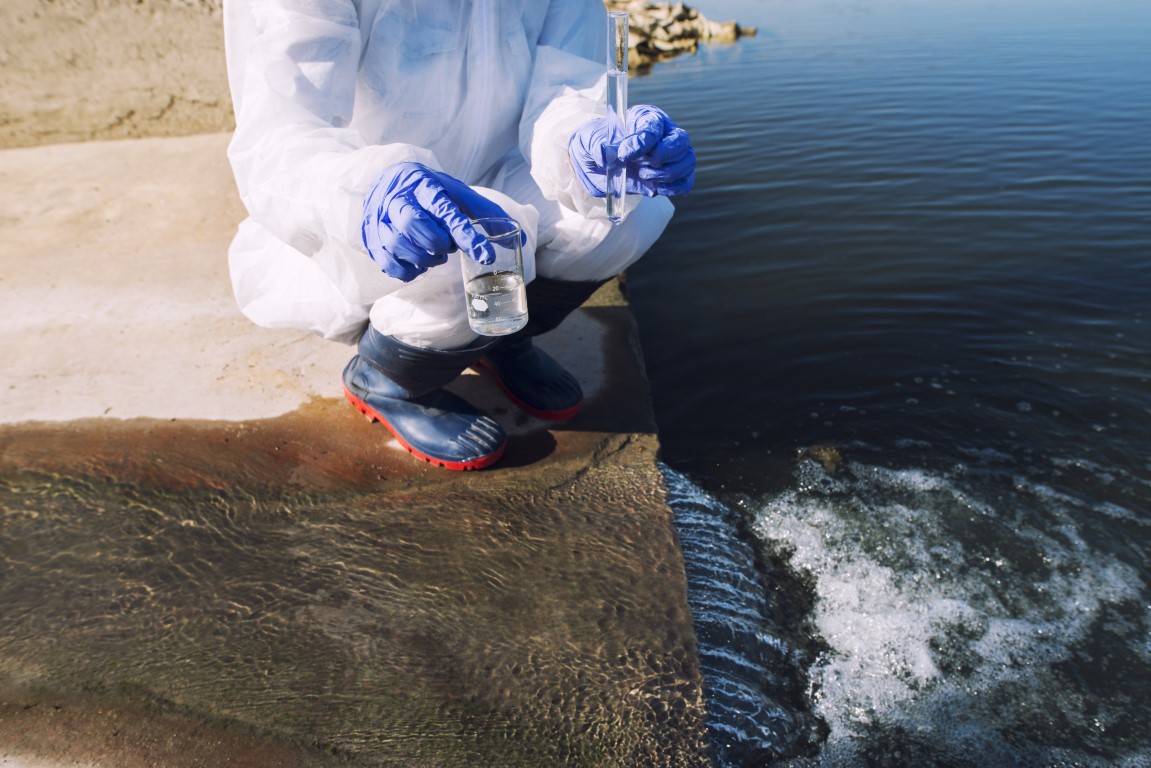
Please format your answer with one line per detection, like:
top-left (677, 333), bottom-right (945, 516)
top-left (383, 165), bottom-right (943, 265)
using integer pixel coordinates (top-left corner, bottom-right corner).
top-left (605, 11), bottom-right (628, 224)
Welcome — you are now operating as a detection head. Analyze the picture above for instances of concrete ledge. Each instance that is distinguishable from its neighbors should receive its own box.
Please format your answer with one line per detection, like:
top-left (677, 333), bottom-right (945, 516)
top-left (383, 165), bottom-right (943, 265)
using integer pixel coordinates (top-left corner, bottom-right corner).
top-left (0, 134), bottom-right (710, 765)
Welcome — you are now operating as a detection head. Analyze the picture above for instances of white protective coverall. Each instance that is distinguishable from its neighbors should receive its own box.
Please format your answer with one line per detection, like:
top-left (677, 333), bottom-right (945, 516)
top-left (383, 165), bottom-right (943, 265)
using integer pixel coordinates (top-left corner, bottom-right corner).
top-left (224, 0), bottom-right (675, 348)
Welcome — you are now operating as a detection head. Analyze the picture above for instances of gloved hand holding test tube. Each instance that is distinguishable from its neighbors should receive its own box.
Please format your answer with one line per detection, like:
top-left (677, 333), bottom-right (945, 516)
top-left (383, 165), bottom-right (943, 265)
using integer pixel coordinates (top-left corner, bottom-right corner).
top-left (568, 12), bottom-right (696, 217)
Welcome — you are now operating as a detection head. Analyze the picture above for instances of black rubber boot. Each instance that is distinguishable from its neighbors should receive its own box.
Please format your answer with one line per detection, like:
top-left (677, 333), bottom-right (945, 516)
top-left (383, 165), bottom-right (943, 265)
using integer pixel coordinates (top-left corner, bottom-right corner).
top-left (478, 276), bottom-right (609, 421)
top-left (342, 326), bottom-right (506, 470)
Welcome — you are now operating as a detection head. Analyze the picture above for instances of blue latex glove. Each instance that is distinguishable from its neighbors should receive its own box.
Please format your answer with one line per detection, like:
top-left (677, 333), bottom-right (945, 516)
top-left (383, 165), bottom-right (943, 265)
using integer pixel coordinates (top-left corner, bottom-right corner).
top-left (361, 162), bottom-right (511, 282)
top-left (569, 105), bottom-right (696, 199)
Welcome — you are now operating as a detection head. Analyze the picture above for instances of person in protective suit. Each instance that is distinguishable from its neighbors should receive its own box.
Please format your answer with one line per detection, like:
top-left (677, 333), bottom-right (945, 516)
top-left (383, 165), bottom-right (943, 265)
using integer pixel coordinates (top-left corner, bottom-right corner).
top-left (223, 0), bottom-right (696, 470)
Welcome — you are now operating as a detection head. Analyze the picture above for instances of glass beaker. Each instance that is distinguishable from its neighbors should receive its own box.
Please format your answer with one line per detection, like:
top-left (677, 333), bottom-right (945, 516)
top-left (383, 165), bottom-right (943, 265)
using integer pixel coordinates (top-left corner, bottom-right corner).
top-left (461, 217), bottom-right (529, 336)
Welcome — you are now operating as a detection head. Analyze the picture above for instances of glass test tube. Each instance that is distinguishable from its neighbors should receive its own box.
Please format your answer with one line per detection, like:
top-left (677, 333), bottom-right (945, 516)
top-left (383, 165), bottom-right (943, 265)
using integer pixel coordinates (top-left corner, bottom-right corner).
top-left (605, 11), bottom-right (628, 224)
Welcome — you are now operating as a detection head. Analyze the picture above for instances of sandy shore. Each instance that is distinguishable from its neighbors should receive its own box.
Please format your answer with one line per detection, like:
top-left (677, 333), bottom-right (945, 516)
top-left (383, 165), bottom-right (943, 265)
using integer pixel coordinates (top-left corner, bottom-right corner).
top-left (1, 0), bottom-right (233, 149)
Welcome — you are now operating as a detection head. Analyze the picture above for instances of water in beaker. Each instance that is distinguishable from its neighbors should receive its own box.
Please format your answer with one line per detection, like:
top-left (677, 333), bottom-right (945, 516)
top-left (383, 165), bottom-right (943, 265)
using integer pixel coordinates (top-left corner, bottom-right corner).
top-left (465, 270), bottom-right (528, 336)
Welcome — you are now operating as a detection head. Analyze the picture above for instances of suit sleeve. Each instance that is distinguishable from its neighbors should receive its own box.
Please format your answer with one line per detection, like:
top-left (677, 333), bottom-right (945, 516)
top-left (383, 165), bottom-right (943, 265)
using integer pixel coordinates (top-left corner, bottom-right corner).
top-left (518, 0), bottom-right (611, 217)
top-left (224, 0), bottom-right (440, 259)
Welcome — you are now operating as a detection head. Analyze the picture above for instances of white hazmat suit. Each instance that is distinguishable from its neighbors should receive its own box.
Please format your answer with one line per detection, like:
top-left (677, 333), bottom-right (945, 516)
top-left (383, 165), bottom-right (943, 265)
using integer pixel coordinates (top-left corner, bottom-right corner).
top-left (223, 0), bottom-right (675, 348)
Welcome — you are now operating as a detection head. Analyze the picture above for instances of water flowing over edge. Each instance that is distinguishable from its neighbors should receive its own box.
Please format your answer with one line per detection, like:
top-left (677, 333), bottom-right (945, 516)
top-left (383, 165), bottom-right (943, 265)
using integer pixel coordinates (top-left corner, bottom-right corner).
top-left (662, 464), bottom-right (826, 766)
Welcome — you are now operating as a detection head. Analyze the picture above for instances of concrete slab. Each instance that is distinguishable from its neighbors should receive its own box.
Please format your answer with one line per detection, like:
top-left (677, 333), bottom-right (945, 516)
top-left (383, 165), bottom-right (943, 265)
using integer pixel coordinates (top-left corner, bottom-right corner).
top-left (0, 133), bottom-right (347, 423)
top-left (0, 134), bottom-right (710, 765)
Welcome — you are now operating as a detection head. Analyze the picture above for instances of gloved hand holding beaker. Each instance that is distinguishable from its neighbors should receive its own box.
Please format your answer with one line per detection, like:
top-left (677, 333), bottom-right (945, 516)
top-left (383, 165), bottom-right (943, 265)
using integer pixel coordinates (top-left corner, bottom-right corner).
top-left (362, 162), bottom-right (511, 282)
top-left (569, 105), bottom-right (696, 199)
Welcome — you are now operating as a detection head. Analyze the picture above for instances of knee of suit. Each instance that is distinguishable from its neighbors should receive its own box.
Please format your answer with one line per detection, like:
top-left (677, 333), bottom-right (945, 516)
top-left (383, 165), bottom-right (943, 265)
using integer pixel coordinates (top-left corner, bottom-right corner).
top-left (536, 195), bottom-right (675, 282)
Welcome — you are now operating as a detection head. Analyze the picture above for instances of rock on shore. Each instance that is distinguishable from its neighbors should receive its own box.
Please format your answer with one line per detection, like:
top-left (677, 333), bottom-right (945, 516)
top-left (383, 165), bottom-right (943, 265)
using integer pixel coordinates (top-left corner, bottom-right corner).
top-left (606, 0), bottom-right (757, 69)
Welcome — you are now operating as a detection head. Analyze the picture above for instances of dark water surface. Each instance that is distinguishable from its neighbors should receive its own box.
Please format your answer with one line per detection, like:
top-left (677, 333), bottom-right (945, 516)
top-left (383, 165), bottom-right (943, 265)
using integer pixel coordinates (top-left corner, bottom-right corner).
top-left (628, 0), bottom-right (1150, 765)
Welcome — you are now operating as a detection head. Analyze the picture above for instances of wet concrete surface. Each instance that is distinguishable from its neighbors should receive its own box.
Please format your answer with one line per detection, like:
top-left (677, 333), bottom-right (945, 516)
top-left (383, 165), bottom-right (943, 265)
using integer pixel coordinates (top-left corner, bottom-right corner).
top-left (0, 135), bottom-right (710, 766)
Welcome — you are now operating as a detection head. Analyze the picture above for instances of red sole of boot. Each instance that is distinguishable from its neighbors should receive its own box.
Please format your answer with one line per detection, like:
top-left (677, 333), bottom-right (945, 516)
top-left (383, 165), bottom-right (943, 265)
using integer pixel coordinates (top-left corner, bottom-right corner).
top-left (343, 386), bottom-right (505, 471)
top-left (475, 359), bottom-right (584, 422)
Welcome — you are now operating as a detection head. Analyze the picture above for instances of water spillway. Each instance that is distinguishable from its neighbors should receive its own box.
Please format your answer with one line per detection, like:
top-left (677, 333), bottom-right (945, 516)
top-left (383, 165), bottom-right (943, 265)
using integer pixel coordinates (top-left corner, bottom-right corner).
top-left (628, 0), bottom-right (1151, 762)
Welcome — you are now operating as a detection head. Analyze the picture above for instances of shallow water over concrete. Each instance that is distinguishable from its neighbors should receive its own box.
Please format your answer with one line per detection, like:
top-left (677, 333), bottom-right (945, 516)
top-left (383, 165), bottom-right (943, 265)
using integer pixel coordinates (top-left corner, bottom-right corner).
top-left (0, 396), bottom-right (708, 766)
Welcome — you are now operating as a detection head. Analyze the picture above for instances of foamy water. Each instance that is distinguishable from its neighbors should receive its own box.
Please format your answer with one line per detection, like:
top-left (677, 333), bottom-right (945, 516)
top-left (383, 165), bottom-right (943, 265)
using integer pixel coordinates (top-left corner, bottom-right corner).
top-left (664, 458), bottom-right (1149, 765)
top-left (743, 458), bottom-right (1149, 767)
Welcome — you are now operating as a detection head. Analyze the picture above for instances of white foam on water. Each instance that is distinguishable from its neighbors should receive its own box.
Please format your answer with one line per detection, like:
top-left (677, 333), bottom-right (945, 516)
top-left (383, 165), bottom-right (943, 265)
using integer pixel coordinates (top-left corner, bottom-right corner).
top-left (751, 459), bottom-right (1148, 767)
